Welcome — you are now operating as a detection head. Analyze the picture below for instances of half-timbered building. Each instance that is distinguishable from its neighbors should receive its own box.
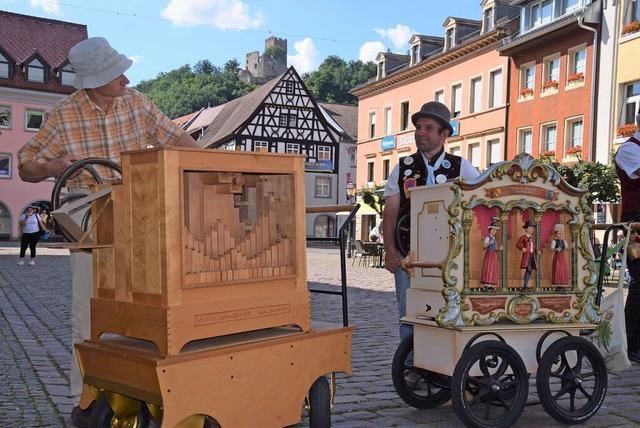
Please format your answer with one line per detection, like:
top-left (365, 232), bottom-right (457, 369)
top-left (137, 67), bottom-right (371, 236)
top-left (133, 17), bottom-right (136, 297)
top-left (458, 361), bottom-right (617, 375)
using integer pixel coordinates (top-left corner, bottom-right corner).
top-left (198, 66), bottom-right (357, 239)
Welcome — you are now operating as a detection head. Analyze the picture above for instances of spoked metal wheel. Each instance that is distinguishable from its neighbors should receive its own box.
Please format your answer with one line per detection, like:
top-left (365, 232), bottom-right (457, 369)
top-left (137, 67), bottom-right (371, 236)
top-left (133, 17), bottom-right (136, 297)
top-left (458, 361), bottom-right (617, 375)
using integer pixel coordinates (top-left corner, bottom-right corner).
top-left (391, 333), bottom-right (451, 409)
top-left (394, 213), bottom-right (410, 257)
top-left (50, 157), bottom-right (121, 243)
top-left (90, 396), bottom-right (151, 427)
top-left (451, 341), bottom-right (529, 428)
top-left (536, 336), bottom-right (607, 425)
top-left (307, 376), bottom-right (331, 428)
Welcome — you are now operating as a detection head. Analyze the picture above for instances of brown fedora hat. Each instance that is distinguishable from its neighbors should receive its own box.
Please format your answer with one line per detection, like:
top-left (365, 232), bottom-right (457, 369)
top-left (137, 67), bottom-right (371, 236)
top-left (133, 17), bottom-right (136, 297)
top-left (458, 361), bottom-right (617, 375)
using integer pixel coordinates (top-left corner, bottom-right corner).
top-left (411, 101), bottom-right (454, 134)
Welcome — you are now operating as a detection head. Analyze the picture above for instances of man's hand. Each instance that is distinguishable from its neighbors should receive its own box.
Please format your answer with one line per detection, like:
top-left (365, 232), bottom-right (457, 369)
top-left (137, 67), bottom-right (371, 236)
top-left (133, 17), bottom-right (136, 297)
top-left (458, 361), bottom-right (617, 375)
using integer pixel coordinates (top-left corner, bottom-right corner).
top-left (19, 154), bottom-right (80, 183)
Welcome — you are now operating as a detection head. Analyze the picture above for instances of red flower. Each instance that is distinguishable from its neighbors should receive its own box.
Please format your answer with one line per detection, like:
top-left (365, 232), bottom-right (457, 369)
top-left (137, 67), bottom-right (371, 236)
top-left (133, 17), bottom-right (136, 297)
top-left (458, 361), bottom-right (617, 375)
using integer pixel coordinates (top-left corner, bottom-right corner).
top-left (566, 146), bottom-right (582, 156)
top-left (567, 72), bottom-right (584, 82)
top-left (622, 21), bottom-right (640, 36)
top-left (617, 124), bottom-right (638, 137)
top-left (543, 80), bottom-right (559, 90)
top-left (520, 87), bottom-right (534, 97)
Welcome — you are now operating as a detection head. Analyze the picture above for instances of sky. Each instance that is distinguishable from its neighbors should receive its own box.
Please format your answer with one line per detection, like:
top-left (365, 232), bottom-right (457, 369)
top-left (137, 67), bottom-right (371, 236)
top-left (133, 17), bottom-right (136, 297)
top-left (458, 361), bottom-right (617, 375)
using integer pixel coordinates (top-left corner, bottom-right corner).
top-left (3, 0), bottom-right (484, 86)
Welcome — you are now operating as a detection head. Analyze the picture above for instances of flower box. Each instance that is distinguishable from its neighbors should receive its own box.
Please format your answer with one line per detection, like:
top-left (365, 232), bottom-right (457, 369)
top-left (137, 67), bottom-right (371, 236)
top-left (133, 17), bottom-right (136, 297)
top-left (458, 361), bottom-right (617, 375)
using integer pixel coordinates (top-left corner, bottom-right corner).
top-left (617, 124), bottom-right (638, 138)
top-left (567, 72), bottom-right (584, 83)
top-left (519, 87), bottom-right (534, 97)
top-left (542, 80), bottom-right (559, 90)
top-left (622, 21), bottom-right (640, 36)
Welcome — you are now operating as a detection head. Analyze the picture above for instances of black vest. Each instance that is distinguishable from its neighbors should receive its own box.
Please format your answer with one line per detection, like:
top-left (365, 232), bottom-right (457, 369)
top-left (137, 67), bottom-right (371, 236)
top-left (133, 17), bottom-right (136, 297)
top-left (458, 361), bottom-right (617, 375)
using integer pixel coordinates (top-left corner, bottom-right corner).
top-left (615, 136), bottom-right (640, 218)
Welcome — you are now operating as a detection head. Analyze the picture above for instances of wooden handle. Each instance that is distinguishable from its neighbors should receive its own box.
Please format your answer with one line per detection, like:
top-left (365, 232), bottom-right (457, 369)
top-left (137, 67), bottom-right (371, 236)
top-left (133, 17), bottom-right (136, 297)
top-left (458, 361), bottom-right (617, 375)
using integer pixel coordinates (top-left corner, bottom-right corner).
top-left (402, 260), bottom-right (443, 270)
top-left (305, 205), bottom-right (357, 214)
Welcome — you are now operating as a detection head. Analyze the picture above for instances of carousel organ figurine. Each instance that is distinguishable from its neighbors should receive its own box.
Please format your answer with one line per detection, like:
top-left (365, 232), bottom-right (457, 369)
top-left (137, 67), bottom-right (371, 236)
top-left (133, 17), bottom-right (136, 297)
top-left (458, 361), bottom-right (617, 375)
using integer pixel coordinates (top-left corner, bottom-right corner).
top-left (550, 223), bottom-right (570, 290)
top-left (516, 220), bottom-right (540, 291)
top-left (481, 222), bottom-right (502, 291)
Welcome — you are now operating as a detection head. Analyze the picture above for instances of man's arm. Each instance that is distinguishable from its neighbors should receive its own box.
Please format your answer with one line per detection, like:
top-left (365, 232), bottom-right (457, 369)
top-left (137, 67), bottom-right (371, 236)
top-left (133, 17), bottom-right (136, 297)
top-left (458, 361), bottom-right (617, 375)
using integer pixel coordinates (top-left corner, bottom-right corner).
top-left (383, 193), bottom-right (403, 271)
top-left (18, 154), bottom-right (80, 183)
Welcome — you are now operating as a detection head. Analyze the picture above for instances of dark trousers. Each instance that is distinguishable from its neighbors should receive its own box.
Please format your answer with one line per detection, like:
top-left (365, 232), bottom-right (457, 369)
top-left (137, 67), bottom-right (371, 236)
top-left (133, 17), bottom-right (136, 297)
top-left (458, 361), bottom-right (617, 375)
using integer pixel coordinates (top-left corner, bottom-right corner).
top-left (622, 213), bottom-right (640, 353)
top-left (20, 231), bottom-right (40, 259)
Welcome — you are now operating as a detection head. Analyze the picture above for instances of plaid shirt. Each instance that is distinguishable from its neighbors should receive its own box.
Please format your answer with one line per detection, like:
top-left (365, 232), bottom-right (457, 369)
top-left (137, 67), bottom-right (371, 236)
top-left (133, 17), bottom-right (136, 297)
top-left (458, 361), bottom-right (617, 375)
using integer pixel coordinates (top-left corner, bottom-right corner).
top-left (18, 88), bottom-right (183, 187)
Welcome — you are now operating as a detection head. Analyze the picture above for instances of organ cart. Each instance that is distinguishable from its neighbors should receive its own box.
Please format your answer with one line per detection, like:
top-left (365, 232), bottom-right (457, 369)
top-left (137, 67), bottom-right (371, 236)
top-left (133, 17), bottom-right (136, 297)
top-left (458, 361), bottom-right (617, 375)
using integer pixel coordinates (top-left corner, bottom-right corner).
top-left (52, 148), bottom-right (353, 427)
top-left (391, 153), bottom-right (616, 428)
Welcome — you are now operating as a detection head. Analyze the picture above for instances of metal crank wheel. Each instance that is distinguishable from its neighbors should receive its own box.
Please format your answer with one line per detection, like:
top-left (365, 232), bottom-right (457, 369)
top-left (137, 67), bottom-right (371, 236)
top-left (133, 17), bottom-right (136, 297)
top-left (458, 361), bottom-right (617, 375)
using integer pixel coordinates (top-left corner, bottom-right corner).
top-left (536, 336), bottom-right (607, 425)
top-left (391, 333), bottom-right (451, 409)
top-left (307, 376), bottom-right (331, 428)
top-left (394, 213), bottom-right (410, 257)
top-left (451, 341), bottom-right (529, 428)
top-left (50, 157), bottom-right (121, 243)
top-left (90, 396), bottom-right (151, 428)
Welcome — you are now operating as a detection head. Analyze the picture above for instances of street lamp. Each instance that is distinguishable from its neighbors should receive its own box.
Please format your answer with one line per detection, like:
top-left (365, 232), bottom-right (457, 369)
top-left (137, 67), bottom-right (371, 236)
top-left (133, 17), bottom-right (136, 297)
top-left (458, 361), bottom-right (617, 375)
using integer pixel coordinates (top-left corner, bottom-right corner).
top-left (346, 182), bottom-right (356, 257)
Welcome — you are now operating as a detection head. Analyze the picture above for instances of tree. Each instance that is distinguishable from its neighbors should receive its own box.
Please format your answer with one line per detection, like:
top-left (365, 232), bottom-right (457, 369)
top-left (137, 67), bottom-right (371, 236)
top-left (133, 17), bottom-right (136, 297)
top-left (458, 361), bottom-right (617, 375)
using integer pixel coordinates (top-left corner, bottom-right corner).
top-left (303, 56), bottom-right (376, 104)
top-left (134, 60), bottom-right (257, 118)
top-left (264, 45), bottom-right (286, 61)
top-left (358, 184), bottom-right (385, 216)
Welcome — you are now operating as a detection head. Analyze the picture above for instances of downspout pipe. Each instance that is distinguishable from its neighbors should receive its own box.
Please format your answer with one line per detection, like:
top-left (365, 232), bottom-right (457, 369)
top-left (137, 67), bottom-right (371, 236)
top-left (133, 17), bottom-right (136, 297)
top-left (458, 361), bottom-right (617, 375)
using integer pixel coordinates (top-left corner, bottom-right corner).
top-left (578, 13), bottom-right (599, 162)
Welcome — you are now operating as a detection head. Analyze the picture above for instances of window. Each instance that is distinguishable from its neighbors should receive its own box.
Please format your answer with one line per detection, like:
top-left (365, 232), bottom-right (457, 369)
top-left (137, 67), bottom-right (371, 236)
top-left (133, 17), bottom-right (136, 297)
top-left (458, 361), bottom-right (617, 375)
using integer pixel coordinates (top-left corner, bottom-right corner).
top-left (519, 128), bottom-right (533, 154)
top-left (279, 114), bottom-right (296, 127)
top-left (469, 143), bottom-right (481, 168)
top-left (411, 45), bottom-right (419, 65)
top-left (279, 115), bottom-right (288, 127)
top-left (563, 0), bottom-right (581, 14)
top-left (623, 81), bottom-right (640, 126)
top-left (0, 52), bottom-right (9, 79)
top-left (286, 81), bottom-right (294, 94)
top-left (317, 146), bottom-right (331, 160)
top-left (634, 0), bottom-right (640, 22)
top-left (470, 77), bottom-right (482, 113)
top-left (400, 101), bottom-right (410, 131)
top-left (489, 69), bottom-right (503, 108)
top-left (377, 62), bottom-right (385, 79)
top-left (452, 84), bottom-right (462, 118)
top-left (59, 63), bottom-right (75, 86)
top-left (367, 161), bottom-right (375, 182)
top-left (288, 115), bottom-right (297, 128)
top-left (487, 139), bottom-right (501, 166)
top-left (285, 143), bottom-right (300, 154)
top-left (484, 7), bottom-right (494, 32)
top-left (0, 105), bottom-right (10, 129)
top-left (368, 111), bottom-right (376, 138)
top-left (544, 56), bottom-right (560, 86)
top-left (450, 146), bottom-right (461, 157)
top-left (566, 118), bottom-right (583, 149)
top-left (384, 106), bottom-right (392, 136)
top-left (383, 159), bottom-right (390, 180)
top-left (26, 58), bottom-right (45, 83)
top-left (0, 153), bottom-right (11, 178)
top-left (542, 123), bottom-right (557, 152)
top-left (446, 28), bottom-right (455, 49)
top-left (530, 0), bottom-right (553, 29)
top-left (25, 109), bottom-right (44, 131)
top-left (315, 176), bottom-right (331, 198)
top-left (568, 47), bottom-right (586, 76)
top-left (254, 141), bottom-right (268, 152)
top-left (522, 64), bottom-right (535, 90)
top-left (435, 89), bottom-right (445, 104)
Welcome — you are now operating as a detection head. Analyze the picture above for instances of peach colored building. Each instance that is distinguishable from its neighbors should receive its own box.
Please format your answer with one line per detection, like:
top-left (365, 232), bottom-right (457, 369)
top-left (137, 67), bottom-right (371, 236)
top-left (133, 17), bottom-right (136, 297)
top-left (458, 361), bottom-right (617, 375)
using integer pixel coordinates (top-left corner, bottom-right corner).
top-left (0, 11), bottom-right (86, 239)
top-left (351, 1), bottom-right (518, 236)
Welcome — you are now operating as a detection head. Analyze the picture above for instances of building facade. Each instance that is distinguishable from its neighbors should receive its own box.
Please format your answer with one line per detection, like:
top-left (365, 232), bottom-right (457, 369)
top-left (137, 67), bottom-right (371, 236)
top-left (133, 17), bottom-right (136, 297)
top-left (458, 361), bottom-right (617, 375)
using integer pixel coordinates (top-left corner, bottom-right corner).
top-left (0, 10), bottom-right (86, 239)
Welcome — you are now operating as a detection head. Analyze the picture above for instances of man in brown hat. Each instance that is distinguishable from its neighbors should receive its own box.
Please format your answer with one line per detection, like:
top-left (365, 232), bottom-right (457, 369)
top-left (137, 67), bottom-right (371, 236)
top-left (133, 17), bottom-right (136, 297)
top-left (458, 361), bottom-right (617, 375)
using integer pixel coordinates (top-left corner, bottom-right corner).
top-left (382, 101), bottom-right (479, 346)
top-left (615, 106), bottom-right (640, 363)
top-left (17, 37), bottom-right (199, 426)
top-left (516, 220), bottom-right (541, 290)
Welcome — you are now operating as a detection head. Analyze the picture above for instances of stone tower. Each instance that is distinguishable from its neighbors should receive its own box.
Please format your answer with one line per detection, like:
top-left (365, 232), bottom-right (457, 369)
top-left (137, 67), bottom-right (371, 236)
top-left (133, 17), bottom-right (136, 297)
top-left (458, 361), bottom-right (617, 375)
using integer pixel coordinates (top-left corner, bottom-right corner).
top-left (238, 37), bottom-right (287, 84)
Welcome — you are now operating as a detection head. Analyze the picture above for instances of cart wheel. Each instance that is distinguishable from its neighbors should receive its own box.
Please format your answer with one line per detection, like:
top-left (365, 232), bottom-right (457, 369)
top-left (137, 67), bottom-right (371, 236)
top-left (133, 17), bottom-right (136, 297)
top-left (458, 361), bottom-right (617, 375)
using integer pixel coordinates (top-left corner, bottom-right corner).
top-left (536, 336), bottom-right (607, 425)
top-left (51, 157), bottom-right (121, 243)
top-left (394, 213), bottom-right (410, 257)
top-left (90, 396), bottom-right (151, 427)
top-left (451, 341), bottom-right (529, 428)
top-left (308, 376), bottom-right (331, 428)
top-left (391, 333), bottom-right (451, 409)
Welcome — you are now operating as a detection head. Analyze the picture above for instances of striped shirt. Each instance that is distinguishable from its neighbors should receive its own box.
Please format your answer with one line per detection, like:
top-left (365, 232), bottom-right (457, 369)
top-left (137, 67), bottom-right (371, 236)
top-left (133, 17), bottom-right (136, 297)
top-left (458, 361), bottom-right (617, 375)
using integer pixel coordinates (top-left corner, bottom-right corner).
top-left (18, 88), bottom-right (183, 187)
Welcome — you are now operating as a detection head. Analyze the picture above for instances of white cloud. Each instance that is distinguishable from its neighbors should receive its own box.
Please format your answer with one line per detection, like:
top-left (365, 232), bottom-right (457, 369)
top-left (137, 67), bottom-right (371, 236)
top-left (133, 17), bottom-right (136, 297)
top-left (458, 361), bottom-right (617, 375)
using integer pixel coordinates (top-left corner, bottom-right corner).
top-left (374, 24), bottom-right (414, 51)
top-left (160, 0), bottom-right (263, 29)
top-left (31, 0), bottom-right (62, 15)
top-left (128, 55), bottom-right (143, 66)
top-left (359, 41), bottom-right (385, 63)
top-left (287, 38), bottom-right (320, 74)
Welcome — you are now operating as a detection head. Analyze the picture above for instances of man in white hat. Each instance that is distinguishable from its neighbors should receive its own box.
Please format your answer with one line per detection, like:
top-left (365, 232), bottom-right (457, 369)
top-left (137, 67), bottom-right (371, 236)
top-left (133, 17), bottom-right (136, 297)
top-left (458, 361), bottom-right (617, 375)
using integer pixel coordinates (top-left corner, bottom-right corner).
top-left (615, 106), bottom-right (640, 363)
top-left (17, 37), bottom-right (199, 426)
top-left (382, 101), bottom-right (479, 351)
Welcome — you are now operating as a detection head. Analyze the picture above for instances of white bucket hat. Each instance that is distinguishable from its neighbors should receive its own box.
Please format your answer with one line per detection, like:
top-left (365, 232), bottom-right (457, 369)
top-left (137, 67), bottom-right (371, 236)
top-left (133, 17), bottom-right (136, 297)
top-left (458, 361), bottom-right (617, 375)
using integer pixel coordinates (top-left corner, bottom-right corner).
top-left (68, 37), bottom-right (132, 89)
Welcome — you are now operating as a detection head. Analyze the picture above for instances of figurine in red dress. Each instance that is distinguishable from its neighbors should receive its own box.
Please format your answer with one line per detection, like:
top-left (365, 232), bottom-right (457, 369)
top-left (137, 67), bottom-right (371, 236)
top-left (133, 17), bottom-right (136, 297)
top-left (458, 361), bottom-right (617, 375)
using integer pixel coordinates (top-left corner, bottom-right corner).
top-left (550, 223), bottom-right (570, 290)
top-left (481, 223), bottom-right (502, 290)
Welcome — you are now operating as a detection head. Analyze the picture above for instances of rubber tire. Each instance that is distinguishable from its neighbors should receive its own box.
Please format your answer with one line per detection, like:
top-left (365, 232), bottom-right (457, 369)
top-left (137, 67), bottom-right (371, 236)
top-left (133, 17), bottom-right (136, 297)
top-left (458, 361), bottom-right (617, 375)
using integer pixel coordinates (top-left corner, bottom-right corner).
top-left (536, 336), bottom-right (607, 425)
top-left (90, 396), bottom-right (151, 427)
top-left (308, 376), bottom-right (331, 428)
top-left (391, 333), bottom-right (451, 409)
top-left (394, 213), bottom-right (410, 257)
top-left (451, 341), bottom-right (529, 428)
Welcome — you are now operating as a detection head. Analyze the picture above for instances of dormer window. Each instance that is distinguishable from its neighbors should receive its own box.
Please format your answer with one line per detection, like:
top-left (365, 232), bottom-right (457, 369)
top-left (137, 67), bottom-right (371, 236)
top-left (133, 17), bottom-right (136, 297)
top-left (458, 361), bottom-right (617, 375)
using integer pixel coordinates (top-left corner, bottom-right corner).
top-left (484, 7), bottom-right (494, 32)
top-left (446, 28), bottom-right (455, 50)
top-left (528, 0), bottom-right (553, 30)
top-left (26, 58), bottom-right (45, 83)
top-left (377, 61), bottom-right (385, 79)
top-left (411, 45), bottom-right (419, 65)
top-left (59, 62), bottom-right (75, 86)
top-left (0, 52), bottom-right (9, 79)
